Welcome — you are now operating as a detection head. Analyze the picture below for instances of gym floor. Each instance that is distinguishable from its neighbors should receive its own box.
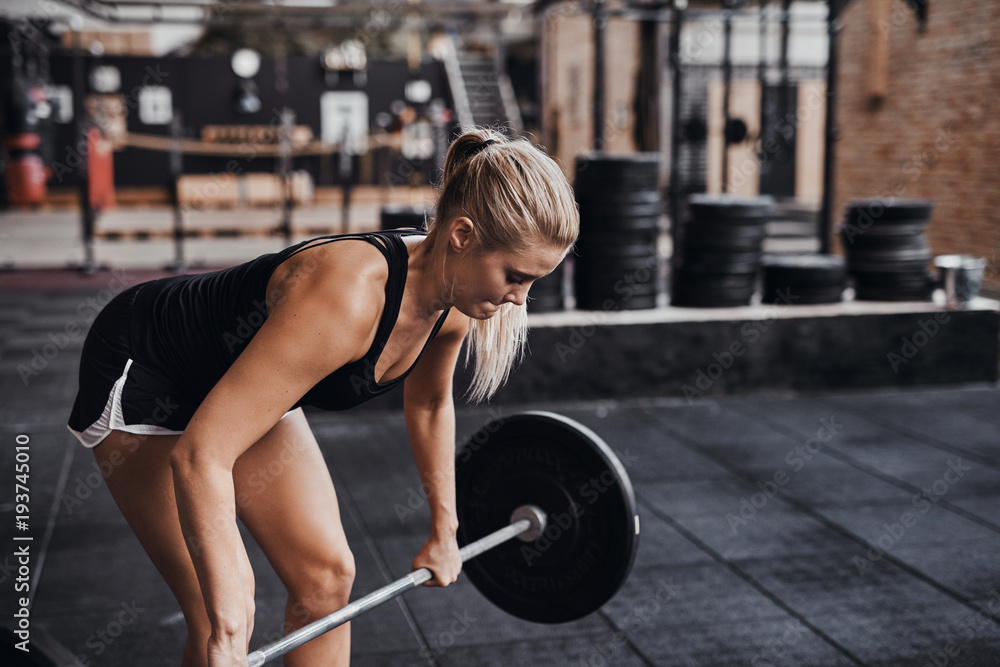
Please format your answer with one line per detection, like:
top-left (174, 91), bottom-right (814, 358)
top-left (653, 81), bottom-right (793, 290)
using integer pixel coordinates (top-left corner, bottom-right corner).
top-left (0, 281), bottom-right (998, 666)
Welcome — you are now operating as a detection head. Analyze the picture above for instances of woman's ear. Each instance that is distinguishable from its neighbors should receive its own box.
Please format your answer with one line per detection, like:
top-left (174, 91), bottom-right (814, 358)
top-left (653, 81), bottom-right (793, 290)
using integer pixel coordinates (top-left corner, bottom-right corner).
top-left (448, 217), bottom-right (476, 253)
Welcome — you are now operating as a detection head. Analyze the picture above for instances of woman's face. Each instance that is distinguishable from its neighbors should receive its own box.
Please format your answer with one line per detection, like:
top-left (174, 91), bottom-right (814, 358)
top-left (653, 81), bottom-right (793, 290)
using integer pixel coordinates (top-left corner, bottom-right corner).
top-left (451, 243), bottom-right (566, 320)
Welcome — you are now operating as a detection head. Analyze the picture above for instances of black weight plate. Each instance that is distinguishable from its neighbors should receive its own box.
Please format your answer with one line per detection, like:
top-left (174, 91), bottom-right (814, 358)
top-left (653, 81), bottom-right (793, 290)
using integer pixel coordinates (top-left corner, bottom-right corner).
top-left (850, 270), bottom-right (937, 288)
top-left (679, 259), bottom-right (760, 275)
top-left (684, 221), bottom-right (769, 239)
top-left (575, 267), bottom-right (657, 287)
top-left (577, 293), bottom-right (658, 312)
top-left (846, 257), bottom-right (931, 273)
top-left (764, 281), bottom-right (847, 298)
top-left (764, 279), bottom-right (846, 295)
top-left (674, 268), bottom-right (758, 285)
top-left (684, 249), bottom-right (762, 263)
top-left (580, 214), bottom-right (662, 233)
top-left (680, 250), bottom-right (762, 274)
top-left (577, 229), bottom-right (659, 246)
top-left (576, 253), bottom-right (659, 271)
top-left (683, 216), bottom-right (769, 234)
top-left (670, 291), bottom-right (753, 308)
top-left (617, 293), bottom-right (659, 310)
top-left (577, 190), bottom-right (662, 206)
top-left (576, 278), bottom-right (658, 300)
top-left (576, 292), bottom-right (658, 310)
top-left (762, 285), bottom-right (845, 304)
top-left (529, 274), bottom-right (564, 299)
top-left (575, 153), bottom-right (660, 191)
top-left (682, 234), bottom-right (766, 252)
top-left (839, 222), bottom-right (929, 242)
top-left (854, 285), bottom-right (935, 302)
top-left (380, 204), bottom-right (429, 231)
top-left (527, 294), bottom-right (564, 313)
top-left (576, 274), bottom-right (657, 295)
top-left (671, 282), bottom-right (756, 300)
top-left (689, 213), bottom-right (772, 227)
top-left (762, 254), bottom-right (845, 271)
top-left (844, 197), bottom-right (934, 221)
top-left (763, 266), bottom-right (846, 286)
top-left (844, 246), bottom-right (932, 263)
top-left (455, 412), bottom-right (640, 624)
top-left (688, 193), bottom-right (775, 218)
top-left (838, 231), bottom-right (928, 251)
top-left (580, 202), bottom-right (663, 219)
top-left (576, 243), bottom-right (656, 261)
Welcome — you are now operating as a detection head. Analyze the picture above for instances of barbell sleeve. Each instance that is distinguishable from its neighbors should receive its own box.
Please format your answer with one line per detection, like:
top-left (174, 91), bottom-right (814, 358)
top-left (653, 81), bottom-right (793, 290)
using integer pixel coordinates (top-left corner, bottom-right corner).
top-left (246, 506), bottom-right (546, 667)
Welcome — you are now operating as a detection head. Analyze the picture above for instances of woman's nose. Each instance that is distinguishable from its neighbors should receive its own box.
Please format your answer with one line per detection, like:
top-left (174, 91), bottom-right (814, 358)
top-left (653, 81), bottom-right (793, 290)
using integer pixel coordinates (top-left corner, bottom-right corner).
top-left (504, 286), bottom-right (528, 306)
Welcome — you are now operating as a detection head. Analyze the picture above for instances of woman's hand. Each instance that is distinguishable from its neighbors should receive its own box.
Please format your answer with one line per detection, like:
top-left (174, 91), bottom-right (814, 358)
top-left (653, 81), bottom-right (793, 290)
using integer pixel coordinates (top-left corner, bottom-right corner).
top-left (412, 532), bottom-right (462, 587)
top-left (207, 633), bottom-right (249, 667)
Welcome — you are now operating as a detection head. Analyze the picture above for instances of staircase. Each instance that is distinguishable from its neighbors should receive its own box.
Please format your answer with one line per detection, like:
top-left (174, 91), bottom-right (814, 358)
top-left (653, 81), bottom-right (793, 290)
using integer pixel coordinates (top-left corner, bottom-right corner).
top-left (441, 35), bottom-right (523, 136)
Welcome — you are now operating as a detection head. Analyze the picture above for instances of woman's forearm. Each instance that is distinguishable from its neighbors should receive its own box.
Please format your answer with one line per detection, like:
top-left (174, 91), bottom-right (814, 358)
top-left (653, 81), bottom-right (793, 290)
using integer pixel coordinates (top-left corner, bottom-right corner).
top-left (170, 447), bottom-right (249, 640)
top-left (405, 401), bottom-right (459, 536)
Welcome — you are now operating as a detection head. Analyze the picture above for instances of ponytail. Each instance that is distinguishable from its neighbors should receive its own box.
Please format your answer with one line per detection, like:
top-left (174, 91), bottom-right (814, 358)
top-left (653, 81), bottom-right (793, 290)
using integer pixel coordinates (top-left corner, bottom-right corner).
top-left (428, 128), bottom-right (579, 403)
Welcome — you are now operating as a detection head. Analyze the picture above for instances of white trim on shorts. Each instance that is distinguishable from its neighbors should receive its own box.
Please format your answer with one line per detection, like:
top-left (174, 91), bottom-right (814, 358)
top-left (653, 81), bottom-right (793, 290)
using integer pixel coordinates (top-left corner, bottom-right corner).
top-left (67, 358), bottom-right (299, 449)
top-left (67, 358), bottom-right (184, 449)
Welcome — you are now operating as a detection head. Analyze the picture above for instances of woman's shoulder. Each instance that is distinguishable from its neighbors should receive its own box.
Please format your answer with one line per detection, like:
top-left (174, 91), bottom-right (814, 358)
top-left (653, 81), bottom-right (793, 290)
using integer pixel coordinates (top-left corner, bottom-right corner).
top-left (270, 238), bottom-right (390, 319)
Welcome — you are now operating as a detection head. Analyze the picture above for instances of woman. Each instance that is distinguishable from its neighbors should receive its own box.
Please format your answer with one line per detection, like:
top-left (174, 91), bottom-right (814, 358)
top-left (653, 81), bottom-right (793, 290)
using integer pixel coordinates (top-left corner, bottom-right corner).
top-left (66, 128), bottom-right (579, 666)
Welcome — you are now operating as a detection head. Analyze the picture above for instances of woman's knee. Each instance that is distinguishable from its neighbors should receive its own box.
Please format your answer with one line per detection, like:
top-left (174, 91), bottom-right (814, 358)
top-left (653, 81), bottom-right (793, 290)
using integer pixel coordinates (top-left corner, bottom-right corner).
top-left (286, 550), bottom-right (355, 621)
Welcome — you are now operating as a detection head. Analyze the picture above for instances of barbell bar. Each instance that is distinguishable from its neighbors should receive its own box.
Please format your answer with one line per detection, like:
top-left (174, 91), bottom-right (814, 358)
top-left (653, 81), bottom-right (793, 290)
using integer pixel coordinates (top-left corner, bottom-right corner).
top-left (246, 505), bottom-right (548, 667)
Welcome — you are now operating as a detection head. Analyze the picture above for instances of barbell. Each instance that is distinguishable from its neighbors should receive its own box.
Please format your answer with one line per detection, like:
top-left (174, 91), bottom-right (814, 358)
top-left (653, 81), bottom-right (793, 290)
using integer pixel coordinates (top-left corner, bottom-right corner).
top-left (248, 410), bottom-right (641, 665)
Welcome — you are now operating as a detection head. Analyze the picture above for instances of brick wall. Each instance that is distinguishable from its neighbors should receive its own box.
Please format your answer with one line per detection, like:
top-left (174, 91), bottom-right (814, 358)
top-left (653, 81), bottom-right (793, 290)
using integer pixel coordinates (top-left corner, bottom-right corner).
top-left (834, 0), bottom-right (1000, 288)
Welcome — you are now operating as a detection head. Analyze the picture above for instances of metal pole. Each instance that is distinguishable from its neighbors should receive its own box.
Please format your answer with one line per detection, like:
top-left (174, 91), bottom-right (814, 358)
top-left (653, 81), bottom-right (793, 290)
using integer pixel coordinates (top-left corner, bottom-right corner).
top-left (721, 7), bottom-right (733, 194)
top-left (758, 0), bottom-right (768, 142)
top-left (593, 0), bottom-right (607, 151)
top-left (820, 0), bottom-right (840, 255)
top-left (779, 0), bottom-right (791, 90)
top-left (339, 124), bottom-right (351, 234)
top-left (246, 507), bottom-right (545, 667)
top-left (275, 47), bottom-right (292, 245)
top-left (668, 2), bottom-right (684, 293)
top-left (279, 109), bottom-right (293, 244)
top-left (779, 0), bottom-right (791, 148)
top-left (168, 110), bottom-right (185, 271)
top-left (73, 31), bottom-right (96, 274)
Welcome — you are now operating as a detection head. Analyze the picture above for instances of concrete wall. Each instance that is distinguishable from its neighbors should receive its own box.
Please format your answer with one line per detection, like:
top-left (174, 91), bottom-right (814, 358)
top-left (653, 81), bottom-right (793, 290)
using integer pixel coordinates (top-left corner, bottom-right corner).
top-left (353, 302), bottom-right (1000, 411)
top-left (833, 0), bottom-right (1000, 288)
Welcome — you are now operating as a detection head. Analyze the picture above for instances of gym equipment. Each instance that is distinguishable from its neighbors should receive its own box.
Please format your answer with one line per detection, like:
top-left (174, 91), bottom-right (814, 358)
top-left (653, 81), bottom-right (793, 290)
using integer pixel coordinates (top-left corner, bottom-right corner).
top-left (761, 254), bottom-right (846, 305)
top-left (246, 411), bottom-right (639, 665)
top-left (574, 153), bottom-right (662, 311)
top-left (840, 198), bottom-right (936, 302)
top-left (673, 194), bottom-right (774, 307)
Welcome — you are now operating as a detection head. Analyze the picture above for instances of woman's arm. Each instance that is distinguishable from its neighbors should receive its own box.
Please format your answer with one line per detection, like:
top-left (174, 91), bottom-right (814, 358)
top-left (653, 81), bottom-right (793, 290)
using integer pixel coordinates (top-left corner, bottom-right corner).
top-left (169, 248), bottom-right (385, 664)
top-left (403, 309), bottom-right (470, 586)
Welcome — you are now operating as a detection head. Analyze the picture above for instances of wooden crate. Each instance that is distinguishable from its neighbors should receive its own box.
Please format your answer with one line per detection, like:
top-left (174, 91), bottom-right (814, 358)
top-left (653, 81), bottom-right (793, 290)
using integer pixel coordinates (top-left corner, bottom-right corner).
top-left (177, 173), bottom-right (239, 209)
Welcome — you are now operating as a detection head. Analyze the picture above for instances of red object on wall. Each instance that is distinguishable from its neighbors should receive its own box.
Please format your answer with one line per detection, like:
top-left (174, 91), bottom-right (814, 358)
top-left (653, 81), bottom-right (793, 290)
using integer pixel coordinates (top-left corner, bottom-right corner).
top-left (88, 127), bottom-right (115, 210)
top-left (5, 133), bottom-right (48, 207)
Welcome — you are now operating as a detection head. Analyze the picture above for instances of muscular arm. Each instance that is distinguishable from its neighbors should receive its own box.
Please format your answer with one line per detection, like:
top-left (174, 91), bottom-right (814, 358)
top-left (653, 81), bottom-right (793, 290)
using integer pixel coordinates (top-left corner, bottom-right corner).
top-left (168, 247), bottom-right (384, 662)
top-left (403, 309), bottom-right (470, 586)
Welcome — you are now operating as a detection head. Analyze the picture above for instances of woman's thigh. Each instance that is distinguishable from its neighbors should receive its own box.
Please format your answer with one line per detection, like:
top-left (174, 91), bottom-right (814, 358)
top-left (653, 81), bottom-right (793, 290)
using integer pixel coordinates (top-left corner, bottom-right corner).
top-left (94, 430), bottom-right (253, 635)
top-left (233, 409), bottom-right (355, 607)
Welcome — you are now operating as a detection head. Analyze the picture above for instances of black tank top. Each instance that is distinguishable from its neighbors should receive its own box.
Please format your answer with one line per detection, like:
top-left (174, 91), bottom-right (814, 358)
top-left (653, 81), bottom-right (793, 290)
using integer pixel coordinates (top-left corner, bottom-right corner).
top-left (129, 229), bottom-right (449, 413)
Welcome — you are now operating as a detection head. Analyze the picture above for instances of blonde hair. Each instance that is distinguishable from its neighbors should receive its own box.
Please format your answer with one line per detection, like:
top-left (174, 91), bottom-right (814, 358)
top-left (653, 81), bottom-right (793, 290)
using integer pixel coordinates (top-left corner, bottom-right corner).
top-left (428, 128), bottom-right (579, 403)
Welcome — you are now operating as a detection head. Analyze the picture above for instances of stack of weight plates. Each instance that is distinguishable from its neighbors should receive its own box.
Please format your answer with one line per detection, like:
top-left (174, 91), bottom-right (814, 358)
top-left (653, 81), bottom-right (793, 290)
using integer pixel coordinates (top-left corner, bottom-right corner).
top-left (573, 153), bottom-right (661, 311)
top-left (761, 254), bottom-right (847, 304)
top-left (840, 198), bottom-right (936, 301)
top-left (527, 260), bottom-right (566, 313)
top-left (380, 204), bottom-right (429, 230)
top-left (672, 194), bottom-right (774, 307)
